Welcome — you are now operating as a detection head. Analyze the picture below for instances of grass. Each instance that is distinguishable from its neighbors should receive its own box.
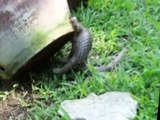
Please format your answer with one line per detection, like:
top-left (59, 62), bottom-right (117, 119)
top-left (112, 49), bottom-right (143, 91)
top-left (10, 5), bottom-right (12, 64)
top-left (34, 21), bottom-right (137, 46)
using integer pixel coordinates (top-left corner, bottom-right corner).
top-left (1, 0), bottom-right (160, 119)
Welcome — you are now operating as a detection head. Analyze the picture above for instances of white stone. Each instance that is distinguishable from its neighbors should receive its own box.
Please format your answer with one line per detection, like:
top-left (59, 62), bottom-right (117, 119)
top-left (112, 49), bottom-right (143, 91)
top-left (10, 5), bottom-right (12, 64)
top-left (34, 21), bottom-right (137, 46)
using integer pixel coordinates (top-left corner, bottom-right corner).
top-left (58, 92), bottom-right (138, 120)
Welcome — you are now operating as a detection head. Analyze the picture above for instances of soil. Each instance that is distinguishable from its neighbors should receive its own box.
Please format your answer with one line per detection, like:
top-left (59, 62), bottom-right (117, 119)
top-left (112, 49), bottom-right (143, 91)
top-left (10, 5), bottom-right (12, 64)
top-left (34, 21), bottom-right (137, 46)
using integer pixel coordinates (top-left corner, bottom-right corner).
top-left (0, 61), bottom-right (53, 119)
top-left (0, 77), bottom-right (33, 120)
top-left (0, 95), bottom-right (28, 120)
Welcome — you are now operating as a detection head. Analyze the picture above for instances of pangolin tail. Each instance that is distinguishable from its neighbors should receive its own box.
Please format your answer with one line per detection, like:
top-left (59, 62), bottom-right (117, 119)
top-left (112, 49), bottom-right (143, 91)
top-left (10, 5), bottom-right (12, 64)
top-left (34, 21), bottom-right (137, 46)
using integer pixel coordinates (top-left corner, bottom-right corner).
top-left (94, 48), bottom-right (127, 72)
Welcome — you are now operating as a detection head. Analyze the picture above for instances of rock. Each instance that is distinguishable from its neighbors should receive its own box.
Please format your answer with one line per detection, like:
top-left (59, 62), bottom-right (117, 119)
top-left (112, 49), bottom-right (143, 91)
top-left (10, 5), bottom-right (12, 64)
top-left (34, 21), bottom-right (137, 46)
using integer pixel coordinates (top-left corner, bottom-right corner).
top-left (59, 92), bottom-right (138, 120)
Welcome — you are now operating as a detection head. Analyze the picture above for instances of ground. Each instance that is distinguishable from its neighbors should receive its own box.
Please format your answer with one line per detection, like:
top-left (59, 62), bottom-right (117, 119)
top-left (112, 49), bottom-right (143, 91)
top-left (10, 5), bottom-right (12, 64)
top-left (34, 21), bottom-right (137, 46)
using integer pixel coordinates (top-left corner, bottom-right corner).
top-left (0, 0), bottom-right (160, 120)
top-left (0, 93), bottom-right (28, 119)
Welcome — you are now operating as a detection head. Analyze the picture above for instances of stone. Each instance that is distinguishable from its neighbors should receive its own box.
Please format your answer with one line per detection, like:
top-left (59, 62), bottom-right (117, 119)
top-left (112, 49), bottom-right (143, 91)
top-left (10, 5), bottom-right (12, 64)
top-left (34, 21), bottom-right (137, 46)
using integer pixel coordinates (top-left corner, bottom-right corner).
top-left (59, 92), bottom-right (138, 120)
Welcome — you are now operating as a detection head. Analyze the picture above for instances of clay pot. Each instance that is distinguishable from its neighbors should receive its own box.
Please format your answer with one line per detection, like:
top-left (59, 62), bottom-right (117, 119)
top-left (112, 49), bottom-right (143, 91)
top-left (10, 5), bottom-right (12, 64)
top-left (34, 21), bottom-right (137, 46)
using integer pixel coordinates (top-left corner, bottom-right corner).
top-left (0, 0), bottom-right (73, 80)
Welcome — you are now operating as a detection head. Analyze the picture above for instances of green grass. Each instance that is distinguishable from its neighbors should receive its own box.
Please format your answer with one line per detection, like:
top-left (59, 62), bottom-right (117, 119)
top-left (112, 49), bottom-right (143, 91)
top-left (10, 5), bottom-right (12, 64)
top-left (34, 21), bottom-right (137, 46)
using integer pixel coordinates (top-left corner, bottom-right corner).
top-left (2, 0), bottom-right (160, 119)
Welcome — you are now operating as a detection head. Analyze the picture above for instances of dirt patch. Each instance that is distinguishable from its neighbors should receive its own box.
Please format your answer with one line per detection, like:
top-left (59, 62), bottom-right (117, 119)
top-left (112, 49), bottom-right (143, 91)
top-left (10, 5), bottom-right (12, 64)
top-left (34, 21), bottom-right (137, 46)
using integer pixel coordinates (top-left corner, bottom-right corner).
top-left (0, 88), bottom-right (34, 119)
top-left (0, 76), bottom-right (33, 119)
top-left (0, 93), bottom-right (28, 119)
